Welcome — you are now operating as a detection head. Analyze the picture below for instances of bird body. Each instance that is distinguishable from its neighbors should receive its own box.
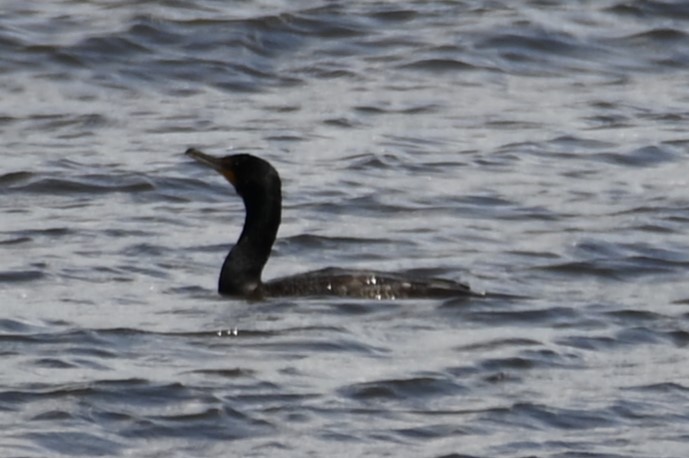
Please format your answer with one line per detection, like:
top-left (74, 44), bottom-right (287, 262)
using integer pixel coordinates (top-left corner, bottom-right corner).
top-left (264, 267), bottom-right (471, 300)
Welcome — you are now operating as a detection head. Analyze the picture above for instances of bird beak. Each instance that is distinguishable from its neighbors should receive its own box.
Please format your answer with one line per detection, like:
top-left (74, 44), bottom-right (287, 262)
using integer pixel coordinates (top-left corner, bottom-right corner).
top-left (185, 148), bottom-right (236, 185)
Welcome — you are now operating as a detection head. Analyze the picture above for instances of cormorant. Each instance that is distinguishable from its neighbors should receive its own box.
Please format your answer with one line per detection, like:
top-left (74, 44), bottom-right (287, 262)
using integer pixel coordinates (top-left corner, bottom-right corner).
top-left (185, 148), bottom-right (477, 300)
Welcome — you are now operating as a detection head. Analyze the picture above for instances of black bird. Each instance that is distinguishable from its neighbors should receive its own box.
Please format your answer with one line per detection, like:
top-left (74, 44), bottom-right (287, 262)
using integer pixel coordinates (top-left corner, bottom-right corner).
top-left (186, 148), bottom-right (478, 300)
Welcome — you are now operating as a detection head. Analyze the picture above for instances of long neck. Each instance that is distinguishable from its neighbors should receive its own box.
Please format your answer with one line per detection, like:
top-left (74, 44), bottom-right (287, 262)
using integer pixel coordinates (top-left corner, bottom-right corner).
top-left (219, 180), bottom-right (281, 296)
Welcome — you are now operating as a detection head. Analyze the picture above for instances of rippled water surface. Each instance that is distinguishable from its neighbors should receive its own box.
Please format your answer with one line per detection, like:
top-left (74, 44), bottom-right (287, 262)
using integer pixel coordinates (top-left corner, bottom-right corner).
top-left (3, 1), bottom-right (689, 456)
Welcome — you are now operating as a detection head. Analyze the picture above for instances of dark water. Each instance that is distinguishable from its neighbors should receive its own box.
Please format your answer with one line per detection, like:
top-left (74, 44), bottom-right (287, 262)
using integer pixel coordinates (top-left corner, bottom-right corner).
top-left (3, 1), bottom-right (689, 456)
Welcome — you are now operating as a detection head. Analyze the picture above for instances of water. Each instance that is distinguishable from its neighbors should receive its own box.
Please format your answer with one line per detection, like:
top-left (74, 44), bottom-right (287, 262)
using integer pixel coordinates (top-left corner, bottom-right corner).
top-left (2, 1), bottom-right (689, 456)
